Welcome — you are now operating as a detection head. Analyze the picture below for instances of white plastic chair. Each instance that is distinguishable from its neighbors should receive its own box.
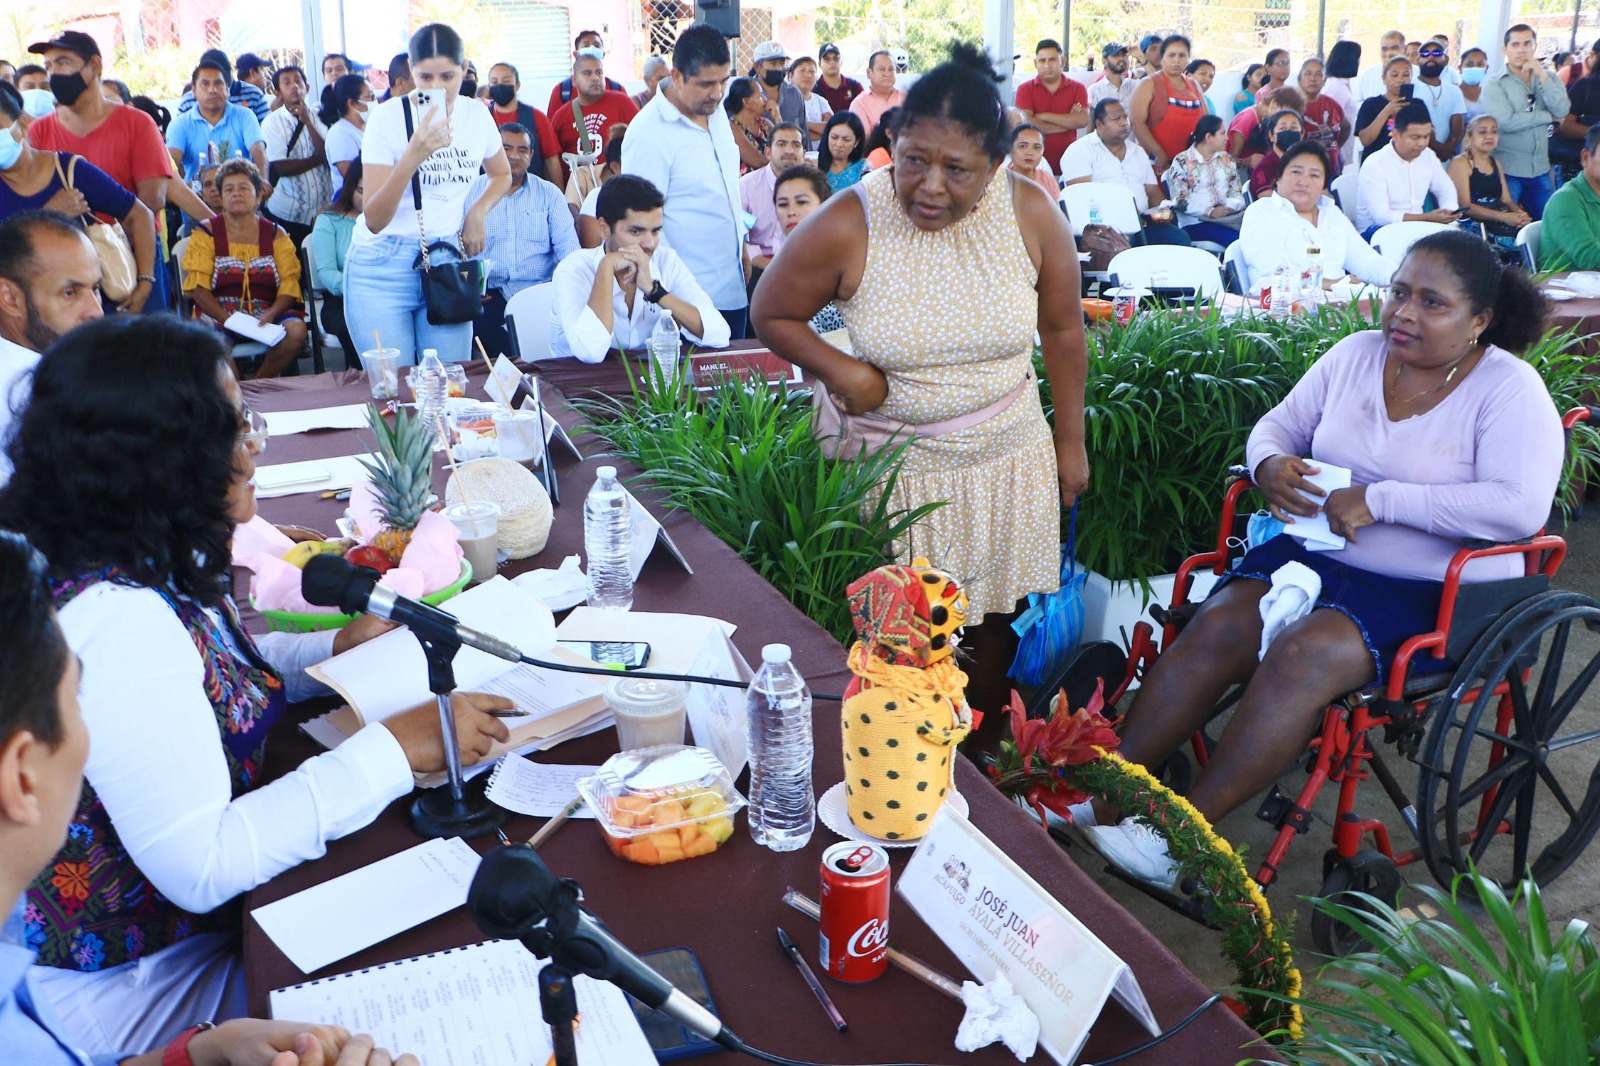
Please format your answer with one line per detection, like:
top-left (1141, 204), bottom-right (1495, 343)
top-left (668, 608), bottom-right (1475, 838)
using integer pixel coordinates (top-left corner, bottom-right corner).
top-left (1107, 246), bottom-right (1225, 300)
top-left (1516, 220), bottom-right (1542, 272)
top-left (1222, 240), bottom-right (1250, 294)
top-left (1065, 68), bottom-right (1099, 87)
top-left (172, 234), bottom-right (267, 363)
top-left (1058, 182), bottom-right (1142, 236)
top-left (505, 282), bottom-right (558, 361)
top-left (1371, 220), bottom-right (1450, 265)
top-left (1330, 170), bottom-right (1360, 225)
top-left (1207, 69), bottom-right (1245, 123)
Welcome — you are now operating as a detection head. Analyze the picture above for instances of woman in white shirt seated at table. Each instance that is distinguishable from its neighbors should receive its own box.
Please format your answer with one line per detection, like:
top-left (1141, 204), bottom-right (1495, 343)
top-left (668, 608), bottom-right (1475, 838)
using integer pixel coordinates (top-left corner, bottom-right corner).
top-left (0, 315), bottom-right (512, 1057)
top-left (1237, 140), bottom-right (1393, 294)
top-left (549, 174), bottom-right (730, 363)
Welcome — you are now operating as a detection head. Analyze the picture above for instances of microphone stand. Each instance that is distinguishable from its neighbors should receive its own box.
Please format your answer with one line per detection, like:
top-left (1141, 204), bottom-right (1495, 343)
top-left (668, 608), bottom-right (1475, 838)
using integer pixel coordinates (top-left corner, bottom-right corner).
top-left (408, 628), bottom-right (508, 839)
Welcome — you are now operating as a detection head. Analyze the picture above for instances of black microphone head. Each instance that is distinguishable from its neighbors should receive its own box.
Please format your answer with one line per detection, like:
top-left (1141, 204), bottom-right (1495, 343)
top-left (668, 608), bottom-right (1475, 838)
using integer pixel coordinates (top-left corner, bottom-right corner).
top-left (301, 553), bottom-right (380, 613)
top-left (469, 845), bottom-right (558, 940)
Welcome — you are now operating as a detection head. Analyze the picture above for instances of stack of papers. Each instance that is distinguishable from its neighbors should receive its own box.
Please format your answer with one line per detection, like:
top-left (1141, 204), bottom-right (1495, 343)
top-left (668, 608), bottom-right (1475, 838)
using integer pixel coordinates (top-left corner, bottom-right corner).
top-left (1283, 460), bottom-right (1352, 551)
top-left (261, 405), bottom-right (372, 436)
top-left (224, 311), bottom-right (287, 347)
top-left (253, 456), bottom-right (372, 498)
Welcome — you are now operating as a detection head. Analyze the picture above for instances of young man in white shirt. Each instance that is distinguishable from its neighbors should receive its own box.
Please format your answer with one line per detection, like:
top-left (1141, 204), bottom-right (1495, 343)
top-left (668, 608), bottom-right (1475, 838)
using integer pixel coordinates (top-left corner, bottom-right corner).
top-left (1355, 103), bottom-right (1461, 237)
top-left (0, 213), bottom-right (102, 485)
top-left (1059, 98), bottom-right (1190, 244)
top-left (623, 25), bottom-right (747, 337)
top-left (550, 174), bottom-right (729, 363)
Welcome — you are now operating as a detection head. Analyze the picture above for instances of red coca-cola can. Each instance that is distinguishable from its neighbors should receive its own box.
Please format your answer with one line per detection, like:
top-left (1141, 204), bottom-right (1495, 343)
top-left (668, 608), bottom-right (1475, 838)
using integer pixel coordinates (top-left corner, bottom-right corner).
top-left (818, 841), bottom-right (890, 982)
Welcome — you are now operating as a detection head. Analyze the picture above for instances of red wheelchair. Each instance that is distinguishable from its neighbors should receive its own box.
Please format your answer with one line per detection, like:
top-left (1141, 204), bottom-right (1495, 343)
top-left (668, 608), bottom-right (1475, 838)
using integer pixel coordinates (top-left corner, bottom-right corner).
top-left (1051, 406), bottom-right (1600, 955)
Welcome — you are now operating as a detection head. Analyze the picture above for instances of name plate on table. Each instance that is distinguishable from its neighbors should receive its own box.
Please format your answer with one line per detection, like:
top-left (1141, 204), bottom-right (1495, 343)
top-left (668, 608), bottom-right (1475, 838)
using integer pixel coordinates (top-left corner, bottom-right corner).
top-left (688, 348), bottom-right (802, 392)
top-left (898, 807), bottom-right (1159, 1065)
top-left (620, 483), bottom-right (693, 577)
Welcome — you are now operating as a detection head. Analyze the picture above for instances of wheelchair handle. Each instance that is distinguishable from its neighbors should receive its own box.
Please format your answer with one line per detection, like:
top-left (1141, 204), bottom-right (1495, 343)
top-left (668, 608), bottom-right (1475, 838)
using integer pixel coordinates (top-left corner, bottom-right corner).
top-left (1563, 406), bottom-right (1598, 430)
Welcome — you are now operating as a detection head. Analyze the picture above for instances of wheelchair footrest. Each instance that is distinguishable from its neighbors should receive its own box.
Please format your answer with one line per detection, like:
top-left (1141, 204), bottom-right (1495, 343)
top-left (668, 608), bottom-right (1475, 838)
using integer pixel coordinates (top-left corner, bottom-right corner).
top-left (1256, 785), bottom-right (1313, 835)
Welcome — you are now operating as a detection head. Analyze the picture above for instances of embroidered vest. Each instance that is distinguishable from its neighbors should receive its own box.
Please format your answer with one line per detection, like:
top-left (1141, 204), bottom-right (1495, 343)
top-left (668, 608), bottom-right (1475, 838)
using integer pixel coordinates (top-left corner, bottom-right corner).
top-left (24, 569), bottom-right (286, 972)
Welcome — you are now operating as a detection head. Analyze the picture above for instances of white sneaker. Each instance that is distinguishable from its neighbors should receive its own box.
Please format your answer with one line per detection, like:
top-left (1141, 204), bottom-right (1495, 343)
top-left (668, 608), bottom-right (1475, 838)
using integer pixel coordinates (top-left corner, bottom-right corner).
top-left (1066, 799), bottom-right (1096, 828)
top-left (1087, 821), bottom-right (1180, 891)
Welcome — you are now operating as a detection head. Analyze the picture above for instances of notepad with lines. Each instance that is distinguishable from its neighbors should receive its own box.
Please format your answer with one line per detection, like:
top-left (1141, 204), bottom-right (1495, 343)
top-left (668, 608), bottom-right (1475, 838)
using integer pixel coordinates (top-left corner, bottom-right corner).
top-left (269, 939), bottom-right (655, 1063)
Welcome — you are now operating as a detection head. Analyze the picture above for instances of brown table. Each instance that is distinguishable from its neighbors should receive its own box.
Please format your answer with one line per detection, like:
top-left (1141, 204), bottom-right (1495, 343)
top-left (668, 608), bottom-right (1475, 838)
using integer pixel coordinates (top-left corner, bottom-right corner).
top-left (1542, 272), bottom-right (1600, 353)
top-left (239, 363), bottom-right (1269, 1065)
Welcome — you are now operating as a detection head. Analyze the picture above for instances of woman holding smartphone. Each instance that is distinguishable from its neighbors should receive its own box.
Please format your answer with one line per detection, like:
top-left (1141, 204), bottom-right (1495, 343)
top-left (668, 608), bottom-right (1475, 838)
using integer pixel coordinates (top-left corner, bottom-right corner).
top-left (1356, 56), bottom-right (1414, 163)
top-left (344, 23), bottom-right (511, 365)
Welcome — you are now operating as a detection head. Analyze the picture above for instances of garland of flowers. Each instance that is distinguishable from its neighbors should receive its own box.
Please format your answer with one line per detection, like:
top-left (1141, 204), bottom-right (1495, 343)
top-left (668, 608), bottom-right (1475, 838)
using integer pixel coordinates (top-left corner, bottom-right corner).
top-left (987, 686), bottom-right (1304, 1041)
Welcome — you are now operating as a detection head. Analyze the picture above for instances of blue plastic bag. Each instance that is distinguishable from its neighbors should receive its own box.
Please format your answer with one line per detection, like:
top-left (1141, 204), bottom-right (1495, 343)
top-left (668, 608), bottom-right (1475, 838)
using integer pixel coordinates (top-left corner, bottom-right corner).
top-left (1008, 503), bottom-right (1085, 686)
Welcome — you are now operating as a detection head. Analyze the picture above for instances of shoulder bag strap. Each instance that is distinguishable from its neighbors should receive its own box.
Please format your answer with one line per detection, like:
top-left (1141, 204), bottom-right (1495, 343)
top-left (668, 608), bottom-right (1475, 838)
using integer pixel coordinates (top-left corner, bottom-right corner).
top-left (53, 154), bottom-right (95, 226)
top-left (286, 119), bottom-right (305, 155)
top-left (402, 96), bottom-right (429, 271)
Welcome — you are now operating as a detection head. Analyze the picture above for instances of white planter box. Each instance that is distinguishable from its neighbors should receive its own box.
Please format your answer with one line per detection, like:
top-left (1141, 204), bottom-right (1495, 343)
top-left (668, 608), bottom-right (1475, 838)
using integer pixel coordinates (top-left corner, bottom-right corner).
top-left (1078, 565), bottom-right (1220, 649)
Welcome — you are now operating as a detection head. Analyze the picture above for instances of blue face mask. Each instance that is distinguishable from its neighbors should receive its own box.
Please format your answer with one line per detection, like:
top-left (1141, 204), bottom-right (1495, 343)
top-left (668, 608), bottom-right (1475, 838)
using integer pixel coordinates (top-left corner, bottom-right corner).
top-left (1461, 67), bottom-right (1486, 86)
top-left (1247, 509), bottom-right (1287, 550)
top-left (19, 88), bottom-right (56, 119)
top-left (0, 127), bottom-right (22, 171)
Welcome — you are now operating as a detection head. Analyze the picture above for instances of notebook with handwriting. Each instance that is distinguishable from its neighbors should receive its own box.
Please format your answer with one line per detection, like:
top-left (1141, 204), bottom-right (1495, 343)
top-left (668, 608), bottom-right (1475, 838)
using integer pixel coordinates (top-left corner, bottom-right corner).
top-left (269, 939), bottom-right (655, 1062)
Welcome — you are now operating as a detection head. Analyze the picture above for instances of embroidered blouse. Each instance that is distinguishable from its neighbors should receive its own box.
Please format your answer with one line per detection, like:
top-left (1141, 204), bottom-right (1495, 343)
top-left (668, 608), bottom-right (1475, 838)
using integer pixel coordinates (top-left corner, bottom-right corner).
top-left (1163, 146), bottom-right (1244, 221)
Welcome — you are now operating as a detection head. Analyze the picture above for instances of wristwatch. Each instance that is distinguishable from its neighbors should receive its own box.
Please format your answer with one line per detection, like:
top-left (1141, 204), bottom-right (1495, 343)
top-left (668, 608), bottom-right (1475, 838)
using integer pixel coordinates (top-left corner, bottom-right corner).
top-left (162, 1021), bottom-right (215, 1066)
top-left (136, 275), bottom-right (157, 286)
top-left (643, 280), bottom-right (669, 304)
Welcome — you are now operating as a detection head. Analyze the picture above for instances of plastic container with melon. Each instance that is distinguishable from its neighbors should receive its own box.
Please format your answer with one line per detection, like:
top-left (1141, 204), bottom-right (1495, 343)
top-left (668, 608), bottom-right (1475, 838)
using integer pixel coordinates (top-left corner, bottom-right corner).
top-left (578, 746), bottom-right (747, 866)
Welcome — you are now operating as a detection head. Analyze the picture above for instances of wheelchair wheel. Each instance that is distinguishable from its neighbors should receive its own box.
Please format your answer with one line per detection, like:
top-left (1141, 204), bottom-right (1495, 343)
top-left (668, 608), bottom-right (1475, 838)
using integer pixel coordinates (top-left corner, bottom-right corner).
top-left (1311, 849), bottom-right (1403, 957)
top-left (1416, 591), bottom-right (1600, 891)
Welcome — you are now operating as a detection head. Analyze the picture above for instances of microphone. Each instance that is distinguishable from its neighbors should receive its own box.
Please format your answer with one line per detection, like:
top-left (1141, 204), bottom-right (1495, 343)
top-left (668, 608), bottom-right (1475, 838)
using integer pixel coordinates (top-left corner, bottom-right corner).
top-left (301, 554), bottom-right (523, 662)
top-left (469, 845), bottom-right (741, 1053)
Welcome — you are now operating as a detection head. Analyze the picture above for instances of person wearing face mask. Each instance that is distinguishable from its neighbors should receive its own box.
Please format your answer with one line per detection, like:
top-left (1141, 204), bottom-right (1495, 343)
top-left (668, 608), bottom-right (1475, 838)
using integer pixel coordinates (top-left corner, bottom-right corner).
top-left (549, 50), bottom-right (638, 185)
top-left (1459, 47), bottom-right (1489, 121)
top-left (0, 86), bottom-right (156, 314)
top-left (484, 63), bottom-right (563, 188)
top-left (1356, 102), bottom-right (1460, 238)
top-left (1413, 40), bottom-right (1465, 160)
top-left (1248, 109), bottom-right (1305, 198)
top-left (750, 41), bottom-right (809, 150)
top-left (14, 65), bottom-right (47, 92)
top-left (344, 22), bottom-right (511, 366)
top-left (317, 73), bottom-right (371, 201)
top-left (547, 30), bottom-right (625, 116)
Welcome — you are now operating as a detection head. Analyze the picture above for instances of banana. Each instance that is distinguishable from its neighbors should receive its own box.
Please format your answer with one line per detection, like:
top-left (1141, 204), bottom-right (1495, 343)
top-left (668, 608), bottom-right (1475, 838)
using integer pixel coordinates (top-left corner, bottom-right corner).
top-left (281, 540), bottom-right (347, 569)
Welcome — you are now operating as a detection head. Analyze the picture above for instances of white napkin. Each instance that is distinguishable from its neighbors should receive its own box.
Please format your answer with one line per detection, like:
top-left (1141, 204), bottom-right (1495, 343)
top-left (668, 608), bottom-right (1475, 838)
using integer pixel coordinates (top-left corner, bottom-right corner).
top-left (954, 976), bottom-right (1040, 1061)
top-left (511, 555), bottom-right (588, 612)
top-left (1258, 561), bottom-right (1322, 661)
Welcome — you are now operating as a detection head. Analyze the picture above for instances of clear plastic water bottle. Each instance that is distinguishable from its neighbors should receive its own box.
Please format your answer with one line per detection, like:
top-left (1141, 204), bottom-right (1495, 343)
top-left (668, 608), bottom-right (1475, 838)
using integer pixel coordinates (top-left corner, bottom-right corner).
top-left (1302, 247), bottom-right (1324, 309)
top-left (648, 310), bottom-right (680, 384)
top-left (1269, 266), bottom-right (1293, 319)
top-left (584, 465), bottom-right (634, 612)
top-left (1088, 199), bottom-right (1104, 227)
top-left (745, 643), bottom-right (815, 851)
top-left (415, 348), bottom-right (448, 449)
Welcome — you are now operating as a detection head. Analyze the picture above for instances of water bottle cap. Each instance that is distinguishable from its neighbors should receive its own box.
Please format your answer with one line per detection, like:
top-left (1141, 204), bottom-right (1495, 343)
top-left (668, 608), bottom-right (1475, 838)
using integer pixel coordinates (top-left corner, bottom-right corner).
top-left (596, 465), bottom-right (617, 481)
top-left (761, 643), bottom-right (792, 664)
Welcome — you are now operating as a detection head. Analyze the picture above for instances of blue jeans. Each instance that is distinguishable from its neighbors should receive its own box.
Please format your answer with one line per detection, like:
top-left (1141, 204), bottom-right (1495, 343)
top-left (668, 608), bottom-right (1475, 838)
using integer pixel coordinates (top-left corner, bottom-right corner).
top-left (1182, 220), bottom-right (1240, 247)
top-left (343, 235), bottom-right (474, 366)
top-left (1505, 172), bottom-right (1555, 220)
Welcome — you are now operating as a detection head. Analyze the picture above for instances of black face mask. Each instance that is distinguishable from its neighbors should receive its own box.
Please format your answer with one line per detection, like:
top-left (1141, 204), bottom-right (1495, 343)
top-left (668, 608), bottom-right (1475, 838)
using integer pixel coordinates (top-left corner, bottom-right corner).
top-left (488, 84), bottom-right (516, 106)
top-left (763, 69), bottom-right (785, 87)
top-left (460, 79), bottom-right (478, 99)
top-left (50, 70), bottom-right (88, 106)
top-left (1275, 129), bottom-right (1302, 151)
top-left (1420, 61), bottom-right (1446, 79)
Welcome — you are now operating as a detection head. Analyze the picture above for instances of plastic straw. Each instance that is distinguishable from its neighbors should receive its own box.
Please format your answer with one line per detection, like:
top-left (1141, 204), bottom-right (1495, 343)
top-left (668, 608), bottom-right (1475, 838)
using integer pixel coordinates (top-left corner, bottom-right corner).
top-left (436, 415), bottom-right (475, 511)
top-left (780, 887), bottom-right (963, 1000)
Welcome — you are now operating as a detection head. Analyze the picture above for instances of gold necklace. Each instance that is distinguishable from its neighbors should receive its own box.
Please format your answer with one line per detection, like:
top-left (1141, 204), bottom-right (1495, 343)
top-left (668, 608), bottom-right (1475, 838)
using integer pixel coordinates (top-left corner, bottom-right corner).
top-left (1387, 346), bottom-right (1478, 405)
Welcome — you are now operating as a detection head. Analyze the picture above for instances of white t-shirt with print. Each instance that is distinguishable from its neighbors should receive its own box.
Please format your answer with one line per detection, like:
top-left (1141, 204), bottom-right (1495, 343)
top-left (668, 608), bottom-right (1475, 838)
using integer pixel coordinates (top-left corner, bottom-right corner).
top-left (356, 93), bottom-right (502, 246)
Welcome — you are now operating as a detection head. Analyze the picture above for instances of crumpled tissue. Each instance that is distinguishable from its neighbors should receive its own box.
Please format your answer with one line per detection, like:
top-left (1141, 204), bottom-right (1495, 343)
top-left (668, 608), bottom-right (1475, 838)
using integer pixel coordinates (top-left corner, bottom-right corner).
top-left (511, 555), bottom-right (587, 612)
top-left (1258, 560), bottom-right (1322, 661)
top-left (234, 515), bottom-right (435, 613)
top-left (954, 975), bottom-right (1039, 1061)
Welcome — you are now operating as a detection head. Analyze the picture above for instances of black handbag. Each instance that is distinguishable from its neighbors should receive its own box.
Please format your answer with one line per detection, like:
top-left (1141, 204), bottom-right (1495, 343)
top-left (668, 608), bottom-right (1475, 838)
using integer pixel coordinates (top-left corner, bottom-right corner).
top-left (402, 97), bottom-right (483, 325)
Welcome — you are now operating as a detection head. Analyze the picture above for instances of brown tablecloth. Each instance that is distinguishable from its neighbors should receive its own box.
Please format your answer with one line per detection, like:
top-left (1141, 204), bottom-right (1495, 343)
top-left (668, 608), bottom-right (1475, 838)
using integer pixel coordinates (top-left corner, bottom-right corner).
top-left (239, 364), bottom-right (1269, 1065)
top-left (1543, 272), bottom-right (1600, 353)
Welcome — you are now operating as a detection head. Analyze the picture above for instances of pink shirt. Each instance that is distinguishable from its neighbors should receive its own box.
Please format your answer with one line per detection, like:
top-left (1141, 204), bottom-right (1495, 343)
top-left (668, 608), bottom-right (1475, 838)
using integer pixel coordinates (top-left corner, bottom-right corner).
top-left (849, 87), bottom-right (906, 138)
top-left (738, 165), bottom-right (784, 258)
top-left (1246, 331), bottom-right (1564, 583)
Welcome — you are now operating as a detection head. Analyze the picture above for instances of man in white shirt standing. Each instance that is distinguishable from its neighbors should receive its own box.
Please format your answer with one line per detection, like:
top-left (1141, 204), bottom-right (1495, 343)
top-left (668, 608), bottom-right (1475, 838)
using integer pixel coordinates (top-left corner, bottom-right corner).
top-left (1060, 99), bottom-right (1190, 244)
top-left (550, 175), bottom-right (729, 363)
top-left (1355, 103), bottom-right (1461, 237)
top-left (740, 123), bottom-right (805, 288)
top-left (1357, 30), bottom-right (1409, 101)
top-left (624, 25), bottom-right (748, 338)
top-left (260, 65), bottom-right (330, 249)
top-left (0, 212), bottom-right (102, 483)
top-left (1089, 43), bottom-right (1139, 110)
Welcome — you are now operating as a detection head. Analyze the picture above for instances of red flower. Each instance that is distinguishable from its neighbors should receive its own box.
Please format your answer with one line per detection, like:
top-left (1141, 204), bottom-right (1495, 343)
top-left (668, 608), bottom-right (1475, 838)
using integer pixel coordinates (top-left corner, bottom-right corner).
top-left (1007, 681), bottom-right (1118, 775)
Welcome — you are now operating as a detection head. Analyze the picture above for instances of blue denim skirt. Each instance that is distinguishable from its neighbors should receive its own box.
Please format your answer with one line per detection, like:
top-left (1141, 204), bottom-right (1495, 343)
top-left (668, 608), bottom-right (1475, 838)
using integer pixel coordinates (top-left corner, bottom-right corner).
top-left (1218, 535), bottom-right (1452, 684)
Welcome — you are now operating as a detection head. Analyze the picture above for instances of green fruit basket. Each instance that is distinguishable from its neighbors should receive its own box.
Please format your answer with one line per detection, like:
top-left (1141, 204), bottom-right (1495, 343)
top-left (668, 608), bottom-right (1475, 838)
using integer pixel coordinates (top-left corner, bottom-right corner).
top-left (251, 559), bottom-right (472, 634)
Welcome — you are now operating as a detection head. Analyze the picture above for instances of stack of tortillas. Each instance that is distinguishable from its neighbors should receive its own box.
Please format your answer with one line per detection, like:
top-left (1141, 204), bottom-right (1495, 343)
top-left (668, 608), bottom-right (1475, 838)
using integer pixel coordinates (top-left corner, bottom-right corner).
top-left (444, 458), bottom-right (553, 558)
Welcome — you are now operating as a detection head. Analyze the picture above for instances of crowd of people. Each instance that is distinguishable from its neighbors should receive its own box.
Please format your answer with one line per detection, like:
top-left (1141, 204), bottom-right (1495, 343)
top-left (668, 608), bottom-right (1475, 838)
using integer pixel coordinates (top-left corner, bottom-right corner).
top-left (0, 15), bottom-right (1581, 1066)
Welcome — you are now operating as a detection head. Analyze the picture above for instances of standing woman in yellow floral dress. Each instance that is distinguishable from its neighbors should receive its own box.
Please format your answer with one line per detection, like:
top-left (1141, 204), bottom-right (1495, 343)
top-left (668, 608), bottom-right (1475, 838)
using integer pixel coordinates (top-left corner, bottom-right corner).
top-left (752, 42), bottom-right (1089, 753)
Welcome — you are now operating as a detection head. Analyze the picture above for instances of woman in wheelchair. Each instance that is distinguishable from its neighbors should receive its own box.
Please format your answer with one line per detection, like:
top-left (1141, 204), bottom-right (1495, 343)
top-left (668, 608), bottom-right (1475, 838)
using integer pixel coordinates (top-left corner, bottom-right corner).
top-left (1078, 230), bottom-right (1566, 889)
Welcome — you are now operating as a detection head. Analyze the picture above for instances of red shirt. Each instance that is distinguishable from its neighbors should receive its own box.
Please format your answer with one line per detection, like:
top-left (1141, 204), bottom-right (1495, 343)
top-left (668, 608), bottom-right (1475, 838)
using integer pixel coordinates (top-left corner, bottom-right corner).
top-left (550, 90), bottom-right (638, 163)
top-left (491, 101), bottom-right (561, 162)
top-left (1301, 95), bottom-right (1346, 175)
top-left (28, 105), bottom-right (172, 196)
top-left (1014, 75), bottom-right (1089, 169)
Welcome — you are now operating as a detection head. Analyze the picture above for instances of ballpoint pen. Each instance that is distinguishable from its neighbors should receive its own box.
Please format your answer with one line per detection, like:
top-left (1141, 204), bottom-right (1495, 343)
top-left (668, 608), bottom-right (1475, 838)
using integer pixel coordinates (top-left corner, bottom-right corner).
top-left (776, 927), bottom-right (847, 1032)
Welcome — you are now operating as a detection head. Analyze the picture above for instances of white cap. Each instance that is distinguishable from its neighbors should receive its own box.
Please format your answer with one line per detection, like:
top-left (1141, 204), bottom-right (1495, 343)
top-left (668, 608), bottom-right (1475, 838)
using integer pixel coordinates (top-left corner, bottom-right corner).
top-left (761, 643), bottom-right (792, 664)
top-left (753, 40), bottom-right (788, 62)
top-left (597, 465), bottom-right (617, 479)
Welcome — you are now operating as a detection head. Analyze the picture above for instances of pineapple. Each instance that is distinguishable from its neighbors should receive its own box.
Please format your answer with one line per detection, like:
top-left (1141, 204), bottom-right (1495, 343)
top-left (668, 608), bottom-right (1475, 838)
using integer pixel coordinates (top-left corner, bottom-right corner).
top-left (358, 405), bottom-right (434, 565)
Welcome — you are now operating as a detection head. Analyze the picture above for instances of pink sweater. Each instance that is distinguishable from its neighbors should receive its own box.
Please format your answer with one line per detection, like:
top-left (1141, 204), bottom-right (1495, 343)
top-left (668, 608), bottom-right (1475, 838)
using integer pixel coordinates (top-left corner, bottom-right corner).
top-left (1246, 331), bottom-right (1564, 582)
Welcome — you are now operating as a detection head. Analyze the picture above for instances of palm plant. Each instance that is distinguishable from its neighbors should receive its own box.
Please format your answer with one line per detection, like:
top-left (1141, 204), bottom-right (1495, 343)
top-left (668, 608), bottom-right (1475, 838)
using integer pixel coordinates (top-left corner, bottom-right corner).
top-left (1252, 869), bottom-right (1600, 1064)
